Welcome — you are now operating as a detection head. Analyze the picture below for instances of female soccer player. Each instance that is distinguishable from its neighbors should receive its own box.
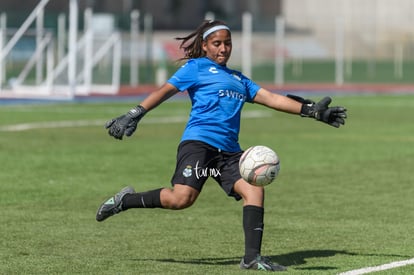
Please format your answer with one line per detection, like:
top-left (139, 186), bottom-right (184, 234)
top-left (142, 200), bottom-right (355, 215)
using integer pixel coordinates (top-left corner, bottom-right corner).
top-left (96, 20), bottom-right (347, 272)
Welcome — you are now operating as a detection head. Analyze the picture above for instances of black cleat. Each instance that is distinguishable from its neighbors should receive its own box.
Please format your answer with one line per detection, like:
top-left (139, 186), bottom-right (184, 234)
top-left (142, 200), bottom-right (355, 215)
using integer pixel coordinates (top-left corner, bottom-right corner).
top-left (240, 255), bottom-right (287, 272)
top-left (96, 186), bottom-right (135, 222)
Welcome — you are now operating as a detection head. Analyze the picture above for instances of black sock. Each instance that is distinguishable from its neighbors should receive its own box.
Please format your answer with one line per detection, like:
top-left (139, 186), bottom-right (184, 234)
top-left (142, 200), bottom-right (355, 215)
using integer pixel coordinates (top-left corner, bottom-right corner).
top-left (122, 188), bottom-right (163, 209)
top-left (243, 205), bottom-right (264, 263)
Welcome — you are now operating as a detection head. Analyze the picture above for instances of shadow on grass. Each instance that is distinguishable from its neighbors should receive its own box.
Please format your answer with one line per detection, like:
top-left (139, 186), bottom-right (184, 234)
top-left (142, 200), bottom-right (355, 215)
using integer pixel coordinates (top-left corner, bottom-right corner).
top-left (136, 249), bottom-right (409, 271)
top-left (137, 249), bottom-right (352, 268)
top-left (272, 249), bottom-right (357, 266)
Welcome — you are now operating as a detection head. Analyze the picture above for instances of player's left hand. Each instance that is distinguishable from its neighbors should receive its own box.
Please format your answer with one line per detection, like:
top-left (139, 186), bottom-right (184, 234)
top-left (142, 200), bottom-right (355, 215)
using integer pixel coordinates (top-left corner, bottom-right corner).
top-left (296, 96), bottom-right (347, 128)
top-left (305, 97), bottom-right (347, 127)
top-left (105, 105), bottom-right (147, 140)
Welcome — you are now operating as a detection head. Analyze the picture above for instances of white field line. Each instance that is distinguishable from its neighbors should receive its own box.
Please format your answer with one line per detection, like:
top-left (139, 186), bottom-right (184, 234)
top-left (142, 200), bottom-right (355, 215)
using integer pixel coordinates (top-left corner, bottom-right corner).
top-left (0, 110), bottom-right (271, 132)
top-left (338, 258), bottom-right (414, 275)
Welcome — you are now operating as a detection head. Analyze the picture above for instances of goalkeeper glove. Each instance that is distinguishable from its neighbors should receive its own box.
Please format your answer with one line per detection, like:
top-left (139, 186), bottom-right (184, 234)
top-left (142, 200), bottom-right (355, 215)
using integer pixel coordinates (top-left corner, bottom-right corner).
top-left (105, 105), bottom-right (147, 140)
top-left (287, 94), bottom-right (347, 128)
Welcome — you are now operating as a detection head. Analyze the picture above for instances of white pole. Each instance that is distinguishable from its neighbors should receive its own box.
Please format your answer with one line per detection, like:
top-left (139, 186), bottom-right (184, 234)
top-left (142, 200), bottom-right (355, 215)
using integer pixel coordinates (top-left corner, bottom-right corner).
top-left (241, 12), bottom-right (252, 78)
top-left (0, 28), bottom-right (2, 90)
top-left (130, 10), bottom-right (140, 86)
top-left (36, 8), bottom-right (44, 85)
top-left (394, 44), bottom-right (403, 79)
top-left (57, 13), bottom-right (66, 62)
top-left (275, 16), bottom-right (285, 85)
top-left (45, 37), bottom-right (54, 92)
top-left (0, 13), bottom-right (6, 90)
top-left (113, 33), bottom-right (122, 91)
top-left (144, 14), bottom-right (153, 83)
top-left (344, 0), bottom-right (352, 78)
top-left (84, 8), bottom-right (93, 92)
top-left (368, 0), bottom-right (377, 79)
top-left (335, 14), bottom-right (344, 86)
top-left (68, 0), bottom-right (78, 97)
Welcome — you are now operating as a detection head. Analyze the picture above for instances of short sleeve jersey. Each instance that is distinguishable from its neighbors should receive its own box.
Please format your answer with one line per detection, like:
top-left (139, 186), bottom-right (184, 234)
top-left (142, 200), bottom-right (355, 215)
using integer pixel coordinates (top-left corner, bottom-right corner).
top-left (167, 57), bottom-right (260, 152)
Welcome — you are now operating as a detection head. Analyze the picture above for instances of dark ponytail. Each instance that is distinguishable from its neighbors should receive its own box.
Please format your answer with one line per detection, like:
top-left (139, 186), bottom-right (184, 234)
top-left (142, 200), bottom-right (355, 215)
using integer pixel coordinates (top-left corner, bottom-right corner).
top-left (175, 20), bottom-right (229, 61)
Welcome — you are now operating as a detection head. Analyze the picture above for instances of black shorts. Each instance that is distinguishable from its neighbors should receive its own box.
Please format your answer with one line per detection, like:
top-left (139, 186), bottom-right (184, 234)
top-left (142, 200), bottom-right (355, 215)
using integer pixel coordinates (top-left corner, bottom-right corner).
top-left (171, 140), bottom-right (243, 200)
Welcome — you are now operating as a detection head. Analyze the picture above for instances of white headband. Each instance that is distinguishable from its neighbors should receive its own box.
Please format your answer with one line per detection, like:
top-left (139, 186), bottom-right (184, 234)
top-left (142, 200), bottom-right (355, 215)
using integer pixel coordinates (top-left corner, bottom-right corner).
top-left (202, 25), bottom-right (230, 40)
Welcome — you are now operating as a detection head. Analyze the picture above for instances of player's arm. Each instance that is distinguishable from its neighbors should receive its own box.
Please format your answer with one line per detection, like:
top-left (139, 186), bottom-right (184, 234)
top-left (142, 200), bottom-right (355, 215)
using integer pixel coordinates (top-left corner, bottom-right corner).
top-left (253, 88), bottom-right (302, 114)
top-left (139, 83), bottom-right (179, 111)
top-left (105, 83), bottom-right (179, 140)
top-left (253, 87), bottom-right (347, 128)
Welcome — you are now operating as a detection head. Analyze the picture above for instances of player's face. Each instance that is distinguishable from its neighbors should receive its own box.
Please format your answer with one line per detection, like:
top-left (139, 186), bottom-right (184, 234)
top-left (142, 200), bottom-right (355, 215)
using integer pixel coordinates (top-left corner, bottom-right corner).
top-left (202, 30), bottom-right (232, 65)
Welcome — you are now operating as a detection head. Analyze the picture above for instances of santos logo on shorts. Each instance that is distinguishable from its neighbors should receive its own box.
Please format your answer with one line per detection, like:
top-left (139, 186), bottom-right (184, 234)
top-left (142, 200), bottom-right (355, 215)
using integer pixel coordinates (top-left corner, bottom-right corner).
top-left (182, 162), bottom-right (221, 179)
top-left (182, 165), bottom-right (193, 177)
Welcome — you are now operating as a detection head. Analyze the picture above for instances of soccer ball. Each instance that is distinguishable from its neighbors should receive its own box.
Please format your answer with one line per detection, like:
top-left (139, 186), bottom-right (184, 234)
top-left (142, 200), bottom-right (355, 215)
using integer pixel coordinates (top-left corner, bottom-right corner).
top-left (239, 145), bottom-right (280, 186)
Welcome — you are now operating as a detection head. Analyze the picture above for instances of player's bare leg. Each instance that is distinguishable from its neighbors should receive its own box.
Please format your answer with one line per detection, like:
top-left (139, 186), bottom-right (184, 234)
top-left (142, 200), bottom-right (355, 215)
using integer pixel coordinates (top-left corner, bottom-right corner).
top-left (234, 178), bottom-right (264, 207)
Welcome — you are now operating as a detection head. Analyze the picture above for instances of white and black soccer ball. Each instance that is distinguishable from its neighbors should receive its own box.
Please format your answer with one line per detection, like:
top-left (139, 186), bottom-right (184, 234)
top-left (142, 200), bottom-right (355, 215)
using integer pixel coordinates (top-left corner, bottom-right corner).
top-left (239, 145), bottom-right (280, 186)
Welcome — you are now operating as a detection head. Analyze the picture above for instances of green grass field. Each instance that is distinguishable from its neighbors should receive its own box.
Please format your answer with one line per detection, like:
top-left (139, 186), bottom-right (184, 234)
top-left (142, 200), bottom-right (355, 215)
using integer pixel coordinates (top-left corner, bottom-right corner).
top-left (1, 94), bottom-right (414, 274)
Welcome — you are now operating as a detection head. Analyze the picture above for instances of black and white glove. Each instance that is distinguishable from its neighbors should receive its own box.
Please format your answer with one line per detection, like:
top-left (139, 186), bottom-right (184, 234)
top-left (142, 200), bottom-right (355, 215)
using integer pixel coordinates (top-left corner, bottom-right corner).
top-left (287, 94), bottom-right (347, 128)
top-left (105, 105), bottom-right (147, 140)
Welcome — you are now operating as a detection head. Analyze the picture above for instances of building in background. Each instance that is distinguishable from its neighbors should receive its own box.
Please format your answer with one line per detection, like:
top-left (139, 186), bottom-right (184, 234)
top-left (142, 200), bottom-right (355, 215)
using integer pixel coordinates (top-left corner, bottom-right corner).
top-left (1, 0), bottom-right (414, 90)
top-left (0, 0), bottom-right (282, 30)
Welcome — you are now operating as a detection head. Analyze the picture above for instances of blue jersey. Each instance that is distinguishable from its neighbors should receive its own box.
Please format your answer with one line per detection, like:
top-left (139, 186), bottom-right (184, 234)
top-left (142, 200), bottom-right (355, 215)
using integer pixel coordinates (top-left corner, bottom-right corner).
top-left (167, 57), bottom-right (260, 152)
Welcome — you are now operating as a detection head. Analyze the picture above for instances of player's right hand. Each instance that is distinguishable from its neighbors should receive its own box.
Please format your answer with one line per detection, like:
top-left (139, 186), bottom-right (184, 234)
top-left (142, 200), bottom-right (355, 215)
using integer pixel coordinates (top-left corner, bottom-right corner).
top-left (105, 105), bottom-right (147, 140)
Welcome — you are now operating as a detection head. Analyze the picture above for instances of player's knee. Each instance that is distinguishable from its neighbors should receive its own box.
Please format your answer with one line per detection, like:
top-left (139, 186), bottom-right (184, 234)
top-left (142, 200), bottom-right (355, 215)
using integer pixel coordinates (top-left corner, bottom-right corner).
top-left (162, 185), bottom-right (199, 210)
top-left (169, 195), bottom-right (195, 209)
top-left (235, 179), bottom-right (264, 206)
